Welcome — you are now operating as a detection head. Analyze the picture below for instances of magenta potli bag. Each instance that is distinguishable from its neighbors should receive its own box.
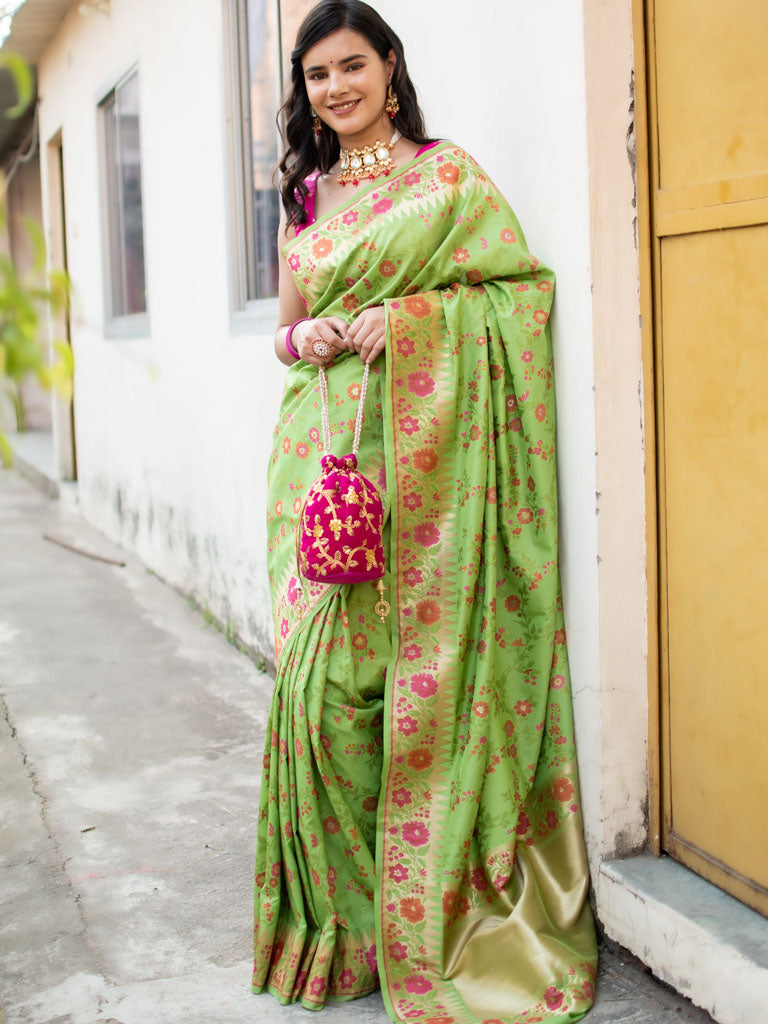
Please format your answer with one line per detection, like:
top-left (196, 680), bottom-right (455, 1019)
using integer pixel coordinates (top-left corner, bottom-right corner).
top-left (297, 362), bottom-right (390, 622)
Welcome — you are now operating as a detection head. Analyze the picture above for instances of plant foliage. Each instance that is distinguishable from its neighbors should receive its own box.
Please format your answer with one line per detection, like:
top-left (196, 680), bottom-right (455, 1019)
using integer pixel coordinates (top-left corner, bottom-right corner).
top-left (0, 50), bottom-right (73, 466)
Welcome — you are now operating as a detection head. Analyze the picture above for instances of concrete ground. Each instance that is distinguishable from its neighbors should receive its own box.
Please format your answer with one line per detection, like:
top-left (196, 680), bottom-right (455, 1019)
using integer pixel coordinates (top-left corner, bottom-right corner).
top-left (0, 468), bottom-right (716, 1024)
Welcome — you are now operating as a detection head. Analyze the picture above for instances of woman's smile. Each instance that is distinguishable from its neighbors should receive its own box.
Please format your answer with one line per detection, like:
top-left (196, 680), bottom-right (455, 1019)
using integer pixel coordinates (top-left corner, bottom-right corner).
top-left (327, 99), bottom-right (361, 115)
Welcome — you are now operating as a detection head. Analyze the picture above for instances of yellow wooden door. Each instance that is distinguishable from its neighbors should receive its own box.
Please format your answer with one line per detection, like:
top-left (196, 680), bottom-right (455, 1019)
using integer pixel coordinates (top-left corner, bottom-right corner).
top-left (648, 0), bottom-right (768, 915)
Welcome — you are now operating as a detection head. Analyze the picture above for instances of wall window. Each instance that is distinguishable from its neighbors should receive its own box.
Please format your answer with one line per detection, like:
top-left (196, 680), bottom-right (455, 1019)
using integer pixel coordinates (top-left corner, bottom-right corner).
top-left (99, 69), bottom-right (148, 325)
top-left (229, 0), bottom-right (309, 305)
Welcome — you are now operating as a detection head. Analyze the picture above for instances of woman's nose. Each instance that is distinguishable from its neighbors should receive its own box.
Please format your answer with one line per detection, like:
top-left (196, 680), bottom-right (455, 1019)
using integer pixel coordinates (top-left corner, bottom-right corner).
top-left (327, 70), bottom-right (347, 96)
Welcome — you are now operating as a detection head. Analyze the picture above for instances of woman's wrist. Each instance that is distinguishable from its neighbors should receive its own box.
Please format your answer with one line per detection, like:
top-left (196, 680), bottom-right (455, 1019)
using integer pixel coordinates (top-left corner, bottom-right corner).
top-left (285, 318), bottom-right (311, 361)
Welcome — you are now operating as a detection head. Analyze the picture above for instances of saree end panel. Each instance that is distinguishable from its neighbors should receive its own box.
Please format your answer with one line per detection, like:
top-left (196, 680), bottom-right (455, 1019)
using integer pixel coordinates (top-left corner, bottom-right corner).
top-left (376, 260), bottom-right (596, 1021)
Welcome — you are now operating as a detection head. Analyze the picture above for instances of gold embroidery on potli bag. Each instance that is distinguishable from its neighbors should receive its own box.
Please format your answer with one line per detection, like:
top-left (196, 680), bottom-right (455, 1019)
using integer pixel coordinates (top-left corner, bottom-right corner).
top-left (294, 362), bottom-right (389, 623)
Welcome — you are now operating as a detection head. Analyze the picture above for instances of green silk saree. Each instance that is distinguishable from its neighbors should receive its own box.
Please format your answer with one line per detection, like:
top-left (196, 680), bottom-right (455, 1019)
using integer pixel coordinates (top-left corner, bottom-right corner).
top-left (253, 143), bottom-right (597, 1023)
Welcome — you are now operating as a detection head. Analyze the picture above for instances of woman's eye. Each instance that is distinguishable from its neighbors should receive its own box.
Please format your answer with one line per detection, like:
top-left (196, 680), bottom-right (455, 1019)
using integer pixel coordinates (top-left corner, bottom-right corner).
top-left (347, 63), bottom-right (363, 71)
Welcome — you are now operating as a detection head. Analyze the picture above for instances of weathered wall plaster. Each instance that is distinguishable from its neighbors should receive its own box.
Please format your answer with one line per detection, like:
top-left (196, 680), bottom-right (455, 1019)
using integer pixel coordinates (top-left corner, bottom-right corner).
top-left (583, 0), bottom-right (650, 862)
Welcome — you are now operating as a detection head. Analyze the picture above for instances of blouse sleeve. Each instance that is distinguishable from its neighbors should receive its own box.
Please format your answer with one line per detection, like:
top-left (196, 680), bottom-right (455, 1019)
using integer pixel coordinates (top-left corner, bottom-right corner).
top-left (294, 173), bottom-right (320, 236)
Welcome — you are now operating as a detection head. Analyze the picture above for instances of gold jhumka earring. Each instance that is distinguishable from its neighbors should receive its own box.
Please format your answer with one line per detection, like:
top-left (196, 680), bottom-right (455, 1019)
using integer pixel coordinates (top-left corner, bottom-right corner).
top-left (385, 82), bottom-right (399, 119)
top-left (310, 106), bottom-right (322, 138)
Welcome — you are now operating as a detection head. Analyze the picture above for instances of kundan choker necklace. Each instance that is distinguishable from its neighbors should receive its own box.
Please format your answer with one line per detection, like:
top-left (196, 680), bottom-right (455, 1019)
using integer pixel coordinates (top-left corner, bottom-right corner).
top-left (338, 129), bottom-right (402, 186)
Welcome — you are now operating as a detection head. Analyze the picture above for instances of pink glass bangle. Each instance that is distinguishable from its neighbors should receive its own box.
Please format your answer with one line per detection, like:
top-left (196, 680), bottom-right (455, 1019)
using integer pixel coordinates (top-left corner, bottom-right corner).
top-left (285, 318), bottom-right (310, 361)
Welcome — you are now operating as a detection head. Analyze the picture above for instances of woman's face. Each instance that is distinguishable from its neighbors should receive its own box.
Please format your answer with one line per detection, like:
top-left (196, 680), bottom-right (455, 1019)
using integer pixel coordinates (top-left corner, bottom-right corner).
top-left (302, 28), bottom-right (395, 142)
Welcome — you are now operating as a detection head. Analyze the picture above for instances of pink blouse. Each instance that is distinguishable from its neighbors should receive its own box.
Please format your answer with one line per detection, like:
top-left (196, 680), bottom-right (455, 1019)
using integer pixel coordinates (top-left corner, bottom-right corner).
top-left (294, 141), bottom-right (441, 236)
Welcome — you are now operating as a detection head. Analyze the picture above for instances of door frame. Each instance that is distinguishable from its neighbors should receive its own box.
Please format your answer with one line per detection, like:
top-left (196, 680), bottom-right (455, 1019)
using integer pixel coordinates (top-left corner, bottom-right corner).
top-left (631, 0), bottom-right (661, 857)
top-left (45, 126), bottom-right (77, 482)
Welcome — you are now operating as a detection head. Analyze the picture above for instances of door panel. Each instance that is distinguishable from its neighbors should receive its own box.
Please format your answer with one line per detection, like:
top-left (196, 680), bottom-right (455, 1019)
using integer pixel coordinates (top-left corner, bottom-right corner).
top-left (655, 0), bottom-right (768, 188)
top-left (649, 0), bottom-right (768, 914)
top-left (661, 225), bottom-right (768, 903)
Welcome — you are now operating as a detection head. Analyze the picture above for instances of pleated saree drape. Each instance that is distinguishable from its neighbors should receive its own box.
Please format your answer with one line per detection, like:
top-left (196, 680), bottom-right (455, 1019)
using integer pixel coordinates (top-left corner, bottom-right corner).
top-left (253, 143), bottom-right (597, 1023)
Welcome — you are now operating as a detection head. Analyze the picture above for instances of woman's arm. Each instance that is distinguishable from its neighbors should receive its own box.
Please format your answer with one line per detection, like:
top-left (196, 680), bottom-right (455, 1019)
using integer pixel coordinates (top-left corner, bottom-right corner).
top-left (273, 212), bottom-right (351, 367)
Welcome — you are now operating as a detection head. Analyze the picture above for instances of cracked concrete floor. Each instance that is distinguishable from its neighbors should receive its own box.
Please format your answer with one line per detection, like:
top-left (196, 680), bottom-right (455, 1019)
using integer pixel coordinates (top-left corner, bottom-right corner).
top-left (0, 470), bottom-right (715, 1024)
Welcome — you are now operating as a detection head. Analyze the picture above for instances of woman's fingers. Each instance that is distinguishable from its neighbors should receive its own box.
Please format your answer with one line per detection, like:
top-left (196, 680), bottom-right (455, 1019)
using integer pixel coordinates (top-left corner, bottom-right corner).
top-left (355, 324), bottom-right (377, 357)
top-left (349, 307), bottom-right (383, 338)
top-left (346, 317), bottom-right (362, 348)
top-left (354, 310), bottom-right (386, 363)
top-left (360, 333), bottom-right (386, 364)
top-left (295, 310), bottom-right (386, 366)
top-left (296, 317), bottom-right (348, 365)
top-left (350, 319), bottom-right (375, 351)
top-left (348, 307), bottom-right (387, 362)
top-left (326, 316), bottom-right (349, 340)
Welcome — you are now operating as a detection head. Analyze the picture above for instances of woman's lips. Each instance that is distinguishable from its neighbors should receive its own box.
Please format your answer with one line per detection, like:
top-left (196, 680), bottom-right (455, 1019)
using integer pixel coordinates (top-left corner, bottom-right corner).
top-left (328, 99), bottom-right (360, 116)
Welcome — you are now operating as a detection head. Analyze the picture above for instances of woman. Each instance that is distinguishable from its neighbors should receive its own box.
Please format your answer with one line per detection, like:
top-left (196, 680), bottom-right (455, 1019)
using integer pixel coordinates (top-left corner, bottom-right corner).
top-left (253, 2), bottom-right (598, 1021)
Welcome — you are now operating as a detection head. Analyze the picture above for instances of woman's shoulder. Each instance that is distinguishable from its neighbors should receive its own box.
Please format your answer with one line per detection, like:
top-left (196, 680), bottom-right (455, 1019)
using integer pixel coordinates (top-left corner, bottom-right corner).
top-left (429, 140), bottom-right (477, 161)
top-left (415, 140), bottom-right (483, 170)
top-left (431, 142), bottom-right (499, 182)
top-left (417, 138), bottom-right (463, 152)
top-left (413, 139), bottom-right (444, 158)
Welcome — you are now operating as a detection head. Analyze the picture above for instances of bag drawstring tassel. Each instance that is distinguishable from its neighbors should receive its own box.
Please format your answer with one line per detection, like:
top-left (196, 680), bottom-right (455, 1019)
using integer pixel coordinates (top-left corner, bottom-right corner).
top-left (374, 579), bottom-right (390, 624)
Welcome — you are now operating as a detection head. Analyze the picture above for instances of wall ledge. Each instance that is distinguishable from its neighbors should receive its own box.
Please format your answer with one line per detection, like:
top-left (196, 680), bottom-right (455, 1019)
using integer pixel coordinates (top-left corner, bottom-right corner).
top-left (597, 855), bottom-right (768, 1024)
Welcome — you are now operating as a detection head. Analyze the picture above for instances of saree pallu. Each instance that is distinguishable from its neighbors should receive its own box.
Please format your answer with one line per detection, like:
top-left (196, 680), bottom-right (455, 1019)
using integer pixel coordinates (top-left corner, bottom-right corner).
top-left (253, 143), bottom-right (597, 1023)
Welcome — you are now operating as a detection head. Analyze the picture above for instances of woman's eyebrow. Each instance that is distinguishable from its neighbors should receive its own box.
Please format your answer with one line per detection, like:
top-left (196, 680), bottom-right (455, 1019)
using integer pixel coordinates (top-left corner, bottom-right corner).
top-left (304, 53), bottom-right (367, 74)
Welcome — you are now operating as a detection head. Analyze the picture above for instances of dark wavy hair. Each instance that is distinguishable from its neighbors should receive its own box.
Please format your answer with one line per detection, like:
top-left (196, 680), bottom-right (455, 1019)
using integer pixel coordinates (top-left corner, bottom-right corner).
top-left (278, 0), bottom-right (432, 228)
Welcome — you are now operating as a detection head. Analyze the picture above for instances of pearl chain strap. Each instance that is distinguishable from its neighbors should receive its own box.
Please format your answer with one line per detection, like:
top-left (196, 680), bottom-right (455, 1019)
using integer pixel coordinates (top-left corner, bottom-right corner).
top-left (318, 361), bottom-right (370, 456)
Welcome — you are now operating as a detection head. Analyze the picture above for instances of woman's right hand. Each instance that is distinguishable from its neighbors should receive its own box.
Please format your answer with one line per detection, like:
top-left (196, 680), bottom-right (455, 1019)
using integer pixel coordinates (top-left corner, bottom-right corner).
top-left (292, 317), bottom-right (351, 366)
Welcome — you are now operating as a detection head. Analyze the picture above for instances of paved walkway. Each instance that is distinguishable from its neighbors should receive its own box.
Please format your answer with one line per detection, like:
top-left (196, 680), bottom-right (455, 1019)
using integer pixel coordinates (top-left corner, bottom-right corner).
top-left (0, 469), bottom-right (715, 1024)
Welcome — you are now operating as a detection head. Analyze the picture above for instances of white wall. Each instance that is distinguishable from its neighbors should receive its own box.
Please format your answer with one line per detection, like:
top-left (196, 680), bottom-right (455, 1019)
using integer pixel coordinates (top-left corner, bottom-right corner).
top-left (38, 0), bottom-right (283, 660)
top-left (376, 0), bottom-right (605, 857)
top-left (37, 0), bottom-right (638, 866)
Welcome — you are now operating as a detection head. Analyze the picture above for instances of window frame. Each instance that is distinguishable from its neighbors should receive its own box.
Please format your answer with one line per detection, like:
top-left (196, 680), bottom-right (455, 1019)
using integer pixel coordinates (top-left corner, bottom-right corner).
top-left (222, 0), bottom-right (288, 334)
top-left (96, 62), bottom-right (150, 340)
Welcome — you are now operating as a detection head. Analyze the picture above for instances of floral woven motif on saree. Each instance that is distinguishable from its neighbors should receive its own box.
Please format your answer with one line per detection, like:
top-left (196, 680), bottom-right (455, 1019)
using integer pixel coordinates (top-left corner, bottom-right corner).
top-left (253, 143), bottom-right (597, 1023)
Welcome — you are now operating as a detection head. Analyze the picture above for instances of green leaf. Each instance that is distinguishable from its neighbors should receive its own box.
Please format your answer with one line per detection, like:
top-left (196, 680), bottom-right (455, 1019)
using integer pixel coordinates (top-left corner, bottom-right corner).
top-left (50, 339), bottom-right (74, 398)
top-left (0, 432), bottom-right (13, 468)
top-left (0, 143), bottom-right (74, 425)
top-left (48, 268), bottom-right (72, 311)
top-left (0, 53), bottom-right (35, 118)
top-left (52, 338), bottom-right (74, 371)
top-left (21, 215), bottom-right (46, 275)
